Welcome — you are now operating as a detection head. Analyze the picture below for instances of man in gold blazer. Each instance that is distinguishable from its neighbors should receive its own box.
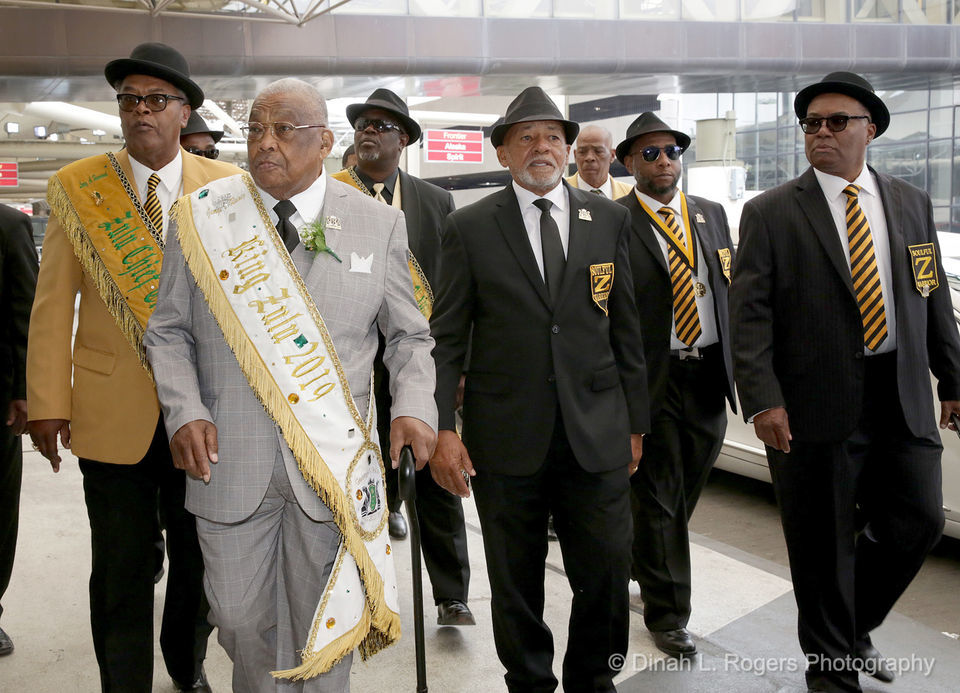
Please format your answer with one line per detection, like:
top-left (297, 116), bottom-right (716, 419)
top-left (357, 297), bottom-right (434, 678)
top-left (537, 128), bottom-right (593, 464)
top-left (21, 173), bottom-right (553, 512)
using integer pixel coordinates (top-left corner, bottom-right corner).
top-left (26, 43), bottom-right (238, 693)
top-left (565, 124), bottom-right (633, 200)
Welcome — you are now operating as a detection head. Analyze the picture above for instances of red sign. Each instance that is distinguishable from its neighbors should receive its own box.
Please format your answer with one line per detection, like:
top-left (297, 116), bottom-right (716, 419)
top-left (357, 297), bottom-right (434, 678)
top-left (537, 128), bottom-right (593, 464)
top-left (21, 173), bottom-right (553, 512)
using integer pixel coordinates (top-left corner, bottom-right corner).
top-left (0, 162), bottom-right (17, 187)
top-left (424, 130), bottom-right (484, 164)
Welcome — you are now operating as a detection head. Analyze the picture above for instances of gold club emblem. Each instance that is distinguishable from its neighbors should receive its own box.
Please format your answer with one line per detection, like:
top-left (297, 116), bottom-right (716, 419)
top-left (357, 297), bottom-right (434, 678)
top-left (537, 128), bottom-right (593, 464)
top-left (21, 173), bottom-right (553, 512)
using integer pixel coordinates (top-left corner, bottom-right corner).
top-left (589, 263), bottom-right (614, 315)
top-left (908, 243), bottom-right (939, 297)
top-left (694, 282), bottom-right (707, 297)
top-left (717, 248), bottom-right (732, 283)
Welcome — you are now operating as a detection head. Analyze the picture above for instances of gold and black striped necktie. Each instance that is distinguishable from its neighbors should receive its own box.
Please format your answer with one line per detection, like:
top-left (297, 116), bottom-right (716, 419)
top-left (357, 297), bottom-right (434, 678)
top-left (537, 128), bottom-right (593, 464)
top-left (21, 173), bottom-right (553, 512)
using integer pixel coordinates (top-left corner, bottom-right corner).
top-left (658, 206), bottom-right (702, 346)
top-left (843, 184), bottom-right (887, 351)
top-left (144, 173), bottom-right (163, 233)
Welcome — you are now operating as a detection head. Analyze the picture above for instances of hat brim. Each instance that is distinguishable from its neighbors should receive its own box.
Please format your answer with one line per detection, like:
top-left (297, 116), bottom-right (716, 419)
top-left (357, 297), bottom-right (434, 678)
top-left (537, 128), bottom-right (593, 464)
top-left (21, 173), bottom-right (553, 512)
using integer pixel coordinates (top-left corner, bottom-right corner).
top-left (615, 129), bottom-right (691, 164)
top-left (490, 116), bottom-right (580, 148)
top-left (346, 102), bottom-right (421, 145)
top-left (104, 58), bottom-right (204, 110)
top-left (794, 81), bottom-right (889, 137)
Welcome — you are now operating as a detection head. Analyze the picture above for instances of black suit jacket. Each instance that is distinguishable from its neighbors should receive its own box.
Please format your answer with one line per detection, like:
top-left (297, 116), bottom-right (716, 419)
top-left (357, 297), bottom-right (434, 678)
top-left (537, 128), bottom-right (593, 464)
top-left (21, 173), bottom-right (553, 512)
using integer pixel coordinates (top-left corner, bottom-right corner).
top-left (431, 182), bottom-right (650, 476)
top-left (0, 205), bottom-right (38, 404)
top-left (730, 165), bottom-right (960, 442)
top-left (398, 169), bottom-right (454, 288)
top-left (619, 192), bottom-right (736, 416)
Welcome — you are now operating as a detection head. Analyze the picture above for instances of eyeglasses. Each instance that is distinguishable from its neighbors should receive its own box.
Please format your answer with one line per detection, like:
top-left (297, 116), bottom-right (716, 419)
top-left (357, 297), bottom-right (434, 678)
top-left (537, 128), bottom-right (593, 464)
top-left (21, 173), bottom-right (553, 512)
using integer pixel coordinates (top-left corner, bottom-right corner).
top-left (799, 114), bottom-right (870, 134)
top-left (639, 145), bottom-right (684, 162)
top-left (116, 93), bottom-right (185, 113)
top-left (354, 117), bottom-right (403, 134)
top-left (185, 146), bottom-right (219, 160)
top-left (241, 122), bottom-right (326, 141)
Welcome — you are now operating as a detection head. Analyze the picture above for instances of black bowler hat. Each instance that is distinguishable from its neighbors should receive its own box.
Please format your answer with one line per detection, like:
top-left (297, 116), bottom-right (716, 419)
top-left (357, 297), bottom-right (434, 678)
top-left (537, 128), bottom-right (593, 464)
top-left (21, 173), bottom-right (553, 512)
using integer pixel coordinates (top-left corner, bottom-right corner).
top-left (794, 71), bottom-right (889, 137)
top-left (346, 88), bottom-right (421, 145)
top-left (490, 87), bottom-right (579, 148)
top-left (180, 111), bottom-right (223, 143)
top-left (615, 112), bottom-right (691, 164)
top-left (104, 42), bottom-right (204, 109)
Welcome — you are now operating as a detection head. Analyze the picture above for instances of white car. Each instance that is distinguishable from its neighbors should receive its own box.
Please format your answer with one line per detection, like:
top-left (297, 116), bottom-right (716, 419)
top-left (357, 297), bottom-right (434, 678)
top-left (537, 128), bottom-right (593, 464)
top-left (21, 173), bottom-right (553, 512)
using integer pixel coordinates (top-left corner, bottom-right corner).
top-left (716, 246), bottom-right (960, 540)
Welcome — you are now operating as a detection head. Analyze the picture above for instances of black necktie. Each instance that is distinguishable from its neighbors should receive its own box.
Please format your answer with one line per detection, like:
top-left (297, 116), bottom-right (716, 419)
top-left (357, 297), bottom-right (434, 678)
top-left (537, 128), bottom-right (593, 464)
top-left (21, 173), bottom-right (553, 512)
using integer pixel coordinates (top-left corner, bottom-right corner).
top-left (533, 198), bottom-right (565, 301)
top-left (273, 199), bottom-right (299, 252)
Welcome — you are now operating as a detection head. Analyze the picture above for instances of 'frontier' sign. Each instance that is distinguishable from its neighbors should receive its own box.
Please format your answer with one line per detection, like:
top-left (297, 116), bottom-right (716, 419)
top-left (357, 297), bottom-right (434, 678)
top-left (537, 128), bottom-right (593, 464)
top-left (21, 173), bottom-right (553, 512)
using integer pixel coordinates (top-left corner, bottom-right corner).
top-left (424, 129), bottom-right (483, 164)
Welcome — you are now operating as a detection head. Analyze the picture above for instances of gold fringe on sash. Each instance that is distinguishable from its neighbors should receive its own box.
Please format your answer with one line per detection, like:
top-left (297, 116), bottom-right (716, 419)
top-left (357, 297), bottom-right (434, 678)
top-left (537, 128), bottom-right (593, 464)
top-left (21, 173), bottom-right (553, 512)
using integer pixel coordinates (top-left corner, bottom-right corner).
top-left (47, 174), bottom-right (154, 381)
top-left (171, 197), bottom-right (400, 678)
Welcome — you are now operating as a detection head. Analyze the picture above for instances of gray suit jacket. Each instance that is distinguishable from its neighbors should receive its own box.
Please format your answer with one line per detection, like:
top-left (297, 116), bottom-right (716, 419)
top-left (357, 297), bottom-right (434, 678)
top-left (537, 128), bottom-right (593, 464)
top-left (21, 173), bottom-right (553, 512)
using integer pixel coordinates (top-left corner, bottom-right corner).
top-left (145, 176), bottom-right (438, 523)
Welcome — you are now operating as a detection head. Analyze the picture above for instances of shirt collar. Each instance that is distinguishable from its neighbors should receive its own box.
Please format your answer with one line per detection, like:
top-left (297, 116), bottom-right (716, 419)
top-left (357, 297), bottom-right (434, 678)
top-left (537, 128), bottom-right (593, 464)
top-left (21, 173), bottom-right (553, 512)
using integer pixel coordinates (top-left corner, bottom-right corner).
top-left (129, 150), bottom-right (183, 195)
top-left (259, 171), bottom-right (328, 224)
top-left (635, 188), bottom-right (681, 216)
top-left (513, 179), bottom-right (568, 213)
top-left (355, 167), bottom-right (399, 196)
top-left (813, 166), bottom-right (877, 203)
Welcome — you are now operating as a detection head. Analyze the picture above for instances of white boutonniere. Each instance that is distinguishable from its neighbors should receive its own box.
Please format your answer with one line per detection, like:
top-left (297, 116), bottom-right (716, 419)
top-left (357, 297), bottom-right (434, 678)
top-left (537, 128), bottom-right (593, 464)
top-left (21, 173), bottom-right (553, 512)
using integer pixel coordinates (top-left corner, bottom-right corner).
top-left (300, 217), bottom-right (342, 263)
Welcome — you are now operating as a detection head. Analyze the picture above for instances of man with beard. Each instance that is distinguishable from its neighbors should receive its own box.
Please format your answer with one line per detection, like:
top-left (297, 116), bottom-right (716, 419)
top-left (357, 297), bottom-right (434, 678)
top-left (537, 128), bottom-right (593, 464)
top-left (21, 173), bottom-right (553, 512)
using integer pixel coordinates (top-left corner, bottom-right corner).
top-left (616, 112), bottom-right (736, 659)
top-left (429, 86), bottom-right (649, 692)
top-left (566, 125), bottom-right (632, 200)
top-left (332, 88), bottom-right (473, 626)
top-left (27, 42), bottom-right (238, 691)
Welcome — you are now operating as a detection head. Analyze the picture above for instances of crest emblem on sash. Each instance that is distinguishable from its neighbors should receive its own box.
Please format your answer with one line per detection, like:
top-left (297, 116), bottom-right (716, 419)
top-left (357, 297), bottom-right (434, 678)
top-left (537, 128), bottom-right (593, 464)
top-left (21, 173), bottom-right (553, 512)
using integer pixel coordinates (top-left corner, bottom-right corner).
top-left (589, 262), bottom-right (614, 316)
top-left (909, 243), bottom-right (939, 297)
top-left (717, 248), bottom-right (732, 283)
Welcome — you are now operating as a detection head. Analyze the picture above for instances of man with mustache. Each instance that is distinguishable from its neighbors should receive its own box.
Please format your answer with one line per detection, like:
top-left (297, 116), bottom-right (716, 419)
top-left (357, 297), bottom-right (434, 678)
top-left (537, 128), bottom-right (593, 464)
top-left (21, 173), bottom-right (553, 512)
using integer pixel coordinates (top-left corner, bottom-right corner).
top-left (429, 86), bottom-right (649, 692)
top-left (615, 112), bottom-right (736, 659)
top-left (332, 88), bottom-right (473, 627)
top-left (27, 42), bottom-right (238, 691)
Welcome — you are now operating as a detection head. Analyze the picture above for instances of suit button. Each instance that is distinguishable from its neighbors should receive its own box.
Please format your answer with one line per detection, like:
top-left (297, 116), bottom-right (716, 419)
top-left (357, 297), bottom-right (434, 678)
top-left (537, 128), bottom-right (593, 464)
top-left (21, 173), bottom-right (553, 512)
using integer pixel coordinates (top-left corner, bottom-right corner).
top-left (547, 375), bottom-right (556, 383)
top-left (551, 325), bottom-right (560, 334)
top-left (854, 351), bottom-right (864, 360)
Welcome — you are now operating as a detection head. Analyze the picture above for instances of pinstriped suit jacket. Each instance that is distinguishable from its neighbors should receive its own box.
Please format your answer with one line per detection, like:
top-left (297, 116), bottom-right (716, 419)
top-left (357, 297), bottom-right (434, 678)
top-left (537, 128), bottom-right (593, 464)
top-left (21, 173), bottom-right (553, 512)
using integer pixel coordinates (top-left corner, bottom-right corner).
top-left (730, 165), bottom-right (960, 443)
top-left (145, 175), bottom-right (438, 523)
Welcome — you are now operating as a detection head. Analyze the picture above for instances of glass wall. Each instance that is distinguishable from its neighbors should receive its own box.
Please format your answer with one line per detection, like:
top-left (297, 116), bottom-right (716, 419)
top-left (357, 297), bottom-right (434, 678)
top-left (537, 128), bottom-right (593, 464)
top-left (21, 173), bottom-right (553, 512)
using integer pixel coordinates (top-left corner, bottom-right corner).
top-left (682, 85), bottom-right (960, 232)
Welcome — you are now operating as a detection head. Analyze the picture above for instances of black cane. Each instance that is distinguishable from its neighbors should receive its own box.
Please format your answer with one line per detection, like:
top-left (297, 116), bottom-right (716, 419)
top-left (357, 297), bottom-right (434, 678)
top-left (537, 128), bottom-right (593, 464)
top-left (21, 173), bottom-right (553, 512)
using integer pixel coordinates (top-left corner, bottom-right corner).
top-left (398, 445), bottom-right (428, 692)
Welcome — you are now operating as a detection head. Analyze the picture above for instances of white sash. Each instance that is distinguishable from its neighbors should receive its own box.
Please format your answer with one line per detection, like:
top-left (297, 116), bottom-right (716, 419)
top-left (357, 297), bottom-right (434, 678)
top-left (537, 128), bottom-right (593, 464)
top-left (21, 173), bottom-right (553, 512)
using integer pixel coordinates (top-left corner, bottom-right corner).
top-left (172, 173), bottom-right (399, 679)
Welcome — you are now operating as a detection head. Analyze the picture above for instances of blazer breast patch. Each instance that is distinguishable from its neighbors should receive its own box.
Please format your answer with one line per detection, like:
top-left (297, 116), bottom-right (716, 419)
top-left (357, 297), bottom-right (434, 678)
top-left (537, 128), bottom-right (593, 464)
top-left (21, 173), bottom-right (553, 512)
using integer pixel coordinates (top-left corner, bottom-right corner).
top-left (589, 262), bottom-right (614, 316)
top-left (909, 243), bottom-right (938, 297)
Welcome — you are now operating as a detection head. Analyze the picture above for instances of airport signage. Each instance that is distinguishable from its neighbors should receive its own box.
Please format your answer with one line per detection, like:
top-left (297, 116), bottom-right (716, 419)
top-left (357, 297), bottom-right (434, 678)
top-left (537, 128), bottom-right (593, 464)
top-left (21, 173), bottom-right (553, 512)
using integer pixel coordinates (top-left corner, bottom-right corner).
top-left (424, 129), bottom-right (483, 164)
top-left (0, 162), bottom-right (18, 187)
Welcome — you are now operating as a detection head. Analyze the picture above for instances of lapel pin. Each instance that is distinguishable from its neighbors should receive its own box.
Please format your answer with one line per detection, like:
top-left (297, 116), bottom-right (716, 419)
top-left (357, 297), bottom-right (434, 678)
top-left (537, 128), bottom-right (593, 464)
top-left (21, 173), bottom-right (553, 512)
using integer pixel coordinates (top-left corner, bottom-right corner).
top-left (578, 208), bottom-right (592, 221)
top-left (695, 212), bottom-right (706, 224)
top-left (325, 215), bottom-right (342, 230)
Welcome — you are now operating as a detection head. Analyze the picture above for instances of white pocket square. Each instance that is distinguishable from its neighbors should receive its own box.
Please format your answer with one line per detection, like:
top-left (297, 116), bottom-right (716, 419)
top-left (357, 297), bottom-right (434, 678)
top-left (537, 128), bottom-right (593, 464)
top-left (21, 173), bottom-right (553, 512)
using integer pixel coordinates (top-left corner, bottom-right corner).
top-left (349, 252), bottom-right (374, 273)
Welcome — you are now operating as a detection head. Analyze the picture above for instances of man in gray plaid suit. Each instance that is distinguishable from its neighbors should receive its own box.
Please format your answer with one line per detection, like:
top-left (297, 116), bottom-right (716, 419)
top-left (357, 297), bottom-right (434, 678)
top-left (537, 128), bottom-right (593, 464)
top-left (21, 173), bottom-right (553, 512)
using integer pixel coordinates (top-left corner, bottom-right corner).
top-left (145, 78), bottom-right (438, 692)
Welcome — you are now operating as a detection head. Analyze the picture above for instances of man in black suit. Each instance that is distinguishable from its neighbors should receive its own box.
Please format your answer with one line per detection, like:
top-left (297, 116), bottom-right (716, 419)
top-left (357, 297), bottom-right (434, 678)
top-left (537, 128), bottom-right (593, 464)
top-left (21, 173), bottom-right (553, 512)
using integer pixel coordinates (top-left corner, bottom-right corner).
top-left (730, 72), bottom-right (960, 693)
top-left (0, 204), bottom-right (39, 656)
top-left (429, 86), bottom-right (649, 693)
top-left (333, 89), bottom-right (474, 626)
top-left (616, 113), bottom-right (736, 659)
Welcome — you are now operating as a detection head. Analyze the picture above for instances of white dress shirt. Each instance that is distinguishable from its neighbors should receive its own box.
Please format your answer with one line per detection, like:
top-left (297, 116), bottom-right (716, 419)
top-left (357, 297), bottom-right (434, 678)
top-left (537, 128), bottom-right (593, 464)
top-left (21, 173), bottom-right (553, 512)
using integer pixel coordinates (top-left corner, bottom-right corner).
top-left (129, 151), bottom-right (183, 242)
top-left (580, 174), bottom-right (612, 199)
top-left (813, 167), bottom-right (897, 354)
top-left (259, 171), bottom-right (329, 235)
top-left (635, 189), bottom-right (719, 350)
top-left (513, 180), bottom-right (570, 279)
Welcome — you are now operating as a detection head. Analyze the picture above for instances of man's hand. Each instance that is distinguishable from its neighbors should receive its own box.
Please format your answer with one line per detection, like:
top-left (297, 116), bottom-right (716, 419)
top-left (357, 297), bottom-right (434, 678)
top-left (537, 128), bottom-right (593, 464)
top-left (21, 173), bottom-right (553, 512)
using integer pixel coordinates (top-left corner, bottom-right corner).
top-left (429, 429), bottom-right (474, 498)
top-left (170, 420), bottom-right (219, 482)
top-left (7, 400), bottom-right (28, 436)
top-left (753, 406), bottom-right (792, 453)
top-left (389, 416), bottom-right (437, 471)
top-left (629, 433), bottom-right (643, 476)
top-left (939, 400), bottom-right (960, 431)
top-left (28, 418), bottom-right (71, 473)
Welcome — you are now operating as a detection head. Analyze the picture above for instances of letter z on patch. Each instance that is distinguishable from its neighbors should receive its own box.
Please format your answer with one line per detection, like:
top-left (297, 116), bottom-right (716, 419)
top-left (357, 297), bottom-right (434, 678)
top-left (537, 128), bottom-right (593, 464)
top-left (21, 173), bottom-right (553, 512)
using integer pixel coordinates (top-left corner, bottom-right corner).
top-left (590, 263), bottom-right (614, 315)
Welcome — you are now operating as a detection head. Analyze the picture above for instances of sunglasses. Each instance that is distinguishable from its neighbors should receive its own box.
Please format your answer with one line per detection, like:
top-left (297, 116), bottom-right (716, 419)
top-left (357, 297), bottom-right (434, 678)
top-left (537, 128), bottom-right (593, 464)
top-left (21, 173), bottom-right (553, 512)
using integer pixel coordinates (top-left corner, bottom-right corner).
top-left (117, 93), bottom-right (185, 113)
top-left (355, 117), bottom-right (403, 134)
top-left (240, 122), bottom-right (325, 141)
top-left (639, 145), bottom-right (684, 162)
top-left (799, 114), bottom-right (870, 134)
top-left (185, 146), bottom-right (219, 160)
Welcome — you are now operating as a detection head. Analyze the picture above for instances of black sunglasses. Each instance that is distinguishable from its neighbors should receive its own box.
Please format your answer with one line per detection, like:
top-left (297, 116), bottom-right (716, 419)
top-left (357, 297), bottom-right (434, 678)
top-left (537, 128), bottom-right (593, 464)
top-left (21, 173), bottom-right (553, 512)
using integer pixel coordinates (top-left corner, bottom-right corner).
top-left (185, 146), bottom-right (219, 160)
top-left (355, 117), bottom-right (403, 134)
top-left (799, 114), bottom-right (870, 134)
top-left (116, 93), bottom-right (185, 113)
top-left (639, 145), bottom-right (684, 162)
